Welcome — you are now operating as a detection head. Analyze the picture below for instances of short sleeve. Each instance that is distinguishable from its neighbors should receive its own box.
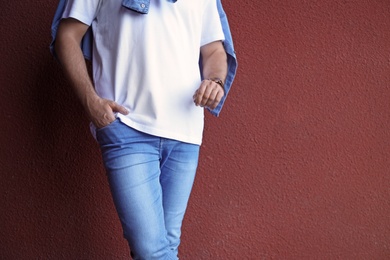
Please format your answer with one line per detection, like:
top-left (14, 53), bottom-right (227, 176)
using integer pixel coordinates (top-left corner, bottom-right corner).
top-left (62, 0), bottom-right (101, 26)
top-left (200, 0), bottom-right (225, 46)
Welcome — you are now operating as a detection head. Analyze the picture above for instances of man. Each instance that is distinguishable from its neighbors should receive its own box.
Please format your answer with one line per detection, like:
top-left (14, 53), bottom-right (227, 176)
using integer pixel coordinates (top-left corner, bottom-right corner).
top-left (51, 0), bottom-right (236, 259)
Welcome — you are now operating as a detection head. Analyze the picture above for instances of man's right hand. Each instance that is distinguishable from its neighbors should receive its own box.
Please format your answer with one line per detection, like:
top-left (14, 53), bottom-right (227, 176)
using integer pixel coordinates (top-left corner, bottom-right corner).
top-left (85, 96), bottom-right (129, 129)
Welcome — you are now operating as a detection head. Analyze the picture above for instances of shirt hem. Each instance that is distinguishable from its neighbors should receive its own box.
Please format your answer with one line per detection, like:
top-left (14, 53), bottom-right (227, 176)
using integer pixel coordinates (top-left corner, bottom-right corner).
top-left (116, 114), bottom-right (203, 145)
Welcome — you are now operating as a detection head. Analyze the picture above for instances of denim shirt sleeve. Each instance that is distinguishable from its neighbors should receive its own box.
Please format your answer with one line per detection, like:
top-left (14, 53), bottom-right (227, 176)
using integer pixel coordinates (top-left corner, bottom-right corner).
top-left (208, 0), bottom-right (238, 117)
top-left (50, 0), bottom-right (237, 116)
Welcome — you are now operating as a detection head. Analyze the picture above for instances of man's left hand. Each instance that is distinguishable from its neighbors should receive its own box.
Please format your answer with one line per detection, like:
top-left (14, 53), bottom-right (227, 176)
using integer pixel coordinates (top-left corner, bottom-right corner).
top-left (193, 79), bottom-right (224, 110)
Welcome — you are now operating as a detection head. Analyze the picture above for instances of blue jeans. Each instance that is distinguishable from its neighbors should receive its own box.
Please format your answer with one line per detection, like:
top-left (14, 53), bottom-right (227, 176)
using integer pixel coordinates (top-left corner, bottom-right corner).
top-left (96, 119), bottom-right (200, 260)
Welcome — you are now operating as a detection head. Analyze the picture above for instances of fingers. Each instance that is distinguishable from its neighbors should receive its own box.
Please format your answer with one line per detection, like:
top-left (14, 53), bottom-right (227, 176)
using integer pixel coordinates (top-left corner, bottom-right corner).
top-left (91, 101), bottom-right (116, 128)
top-left (87, 98), bottom-right (129, 129)
top-left (97, 100), bottom-right (129, 127)
top-left (193, 79), bottom-right (224, 110)
top-left (109, 101), bottom-right (129, 115)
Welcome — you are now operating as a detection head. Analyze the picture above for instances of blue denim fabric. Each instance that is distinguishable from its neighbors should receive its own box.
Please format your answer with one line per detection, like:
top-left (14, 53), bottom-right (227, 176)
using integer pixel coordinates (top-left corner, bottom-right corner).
top-left (96, 119), bottom-right (200, 259)
top-left (208, 0), bottom-right (237, 116)
top-left (122, 0), bottom-right (151, 14)
top-left (50, 0), bottom-right (237, 116)
top-left (122, 0), bottom-right (177, 14)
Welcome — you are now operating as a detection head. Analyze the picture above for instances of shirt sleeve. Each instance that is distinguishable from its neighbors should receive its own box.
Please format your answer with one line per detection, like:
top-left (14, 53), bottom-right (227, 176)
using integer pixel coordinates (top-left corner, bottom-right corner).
top-left (200, 0), bottom-right (225, 46)
top-left (62, 0), bottom-right (101, 26)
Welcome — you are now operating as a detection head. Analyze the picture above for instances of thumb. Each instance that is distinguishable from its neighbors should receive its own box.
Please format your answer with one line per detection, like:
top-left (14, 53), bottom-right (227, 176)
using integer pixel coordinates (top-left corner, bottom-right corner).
top-left (110, 102), bottom-right (129, 115)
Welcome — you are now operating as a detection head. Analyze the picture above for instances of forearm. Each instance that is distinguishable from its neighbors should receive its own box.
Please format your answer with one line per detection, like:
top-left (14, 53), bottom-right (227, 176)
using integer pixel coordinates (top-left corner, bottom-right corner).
top-left (54, 19), bottom-right (128, 128)
top-left (201, 42), bottom-right (228, 87)
top-left (55, 32), bottom-right (99, 107)
top-left (193, 41), bottom-right (228, 109)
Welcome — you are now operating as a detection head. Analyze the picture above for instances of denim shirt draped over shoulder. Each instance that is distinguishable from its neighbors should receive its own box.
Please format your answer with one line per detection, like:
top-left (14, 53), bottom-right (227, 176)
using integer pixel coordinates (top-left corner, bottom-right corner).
top-left (50, 0), bottom-right (237, 116)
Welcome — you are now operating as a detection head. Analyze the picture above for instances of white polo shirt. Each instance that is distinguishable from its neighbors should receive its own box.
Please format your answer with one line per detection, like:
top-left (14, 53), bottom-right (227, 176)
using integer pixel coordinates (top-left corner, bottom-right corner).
top-left (62, 0), bottom-right (224, 145)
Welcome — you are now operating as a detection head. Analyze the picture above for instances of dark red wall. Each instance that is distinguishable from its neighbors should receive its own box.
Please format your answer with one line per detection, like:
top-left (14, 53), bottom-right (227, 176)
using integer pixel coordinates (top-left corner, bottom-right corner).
top-left (1, 1), bottom-right (389, 259)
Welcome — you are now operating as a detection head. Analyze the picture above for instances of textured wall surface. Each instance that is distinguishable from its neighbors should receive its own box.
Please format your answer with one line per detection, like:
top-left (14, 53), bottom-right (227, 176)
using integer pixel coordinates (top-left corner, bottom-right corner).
top-left (1, 0), bottom-right (389, 259)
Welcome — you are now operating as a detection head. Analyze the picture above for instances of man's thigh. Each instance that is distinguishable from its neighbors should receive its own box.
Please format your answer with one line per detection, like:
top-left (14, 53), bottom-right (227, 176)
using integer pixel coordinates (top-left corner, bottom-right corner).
top-left (160, 140), bottom-right (200, 248)
top-left (96, 120), bottom-right (169, 255)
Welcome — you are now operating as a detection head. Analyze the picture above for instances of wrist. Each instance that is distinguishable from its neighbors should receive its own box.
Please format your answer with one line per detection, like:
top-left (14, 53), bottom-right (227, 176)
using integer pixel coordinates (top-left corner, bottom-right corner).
top-left (207, 77), bottom-right (224, 89)
top-left (81, 92), bottom-right (100, 110)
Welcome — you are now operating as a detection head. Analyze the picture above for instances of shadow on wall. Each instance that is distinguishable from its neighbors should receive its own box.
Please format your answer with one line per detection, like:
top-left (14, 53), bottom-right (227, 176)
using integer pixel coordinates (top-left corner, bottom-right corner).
top-left (1, 29), bottom-right (129, 257)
